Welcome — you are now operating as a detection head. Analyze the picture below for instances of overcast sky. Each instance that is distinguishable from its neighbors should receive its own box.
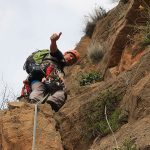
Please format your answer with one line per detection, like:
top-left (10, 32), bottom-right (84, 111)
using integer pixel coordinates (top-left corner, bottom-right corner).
top-left (0, 0), bottom-right (118, 98)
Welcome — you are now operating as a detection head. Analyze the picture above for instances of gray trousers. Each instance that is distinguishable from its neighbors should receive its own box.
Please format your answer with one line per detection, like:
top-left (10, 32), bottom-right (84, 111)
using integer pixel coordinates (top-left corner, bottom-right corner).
top-left (29, 81), bottom-right (67, 111)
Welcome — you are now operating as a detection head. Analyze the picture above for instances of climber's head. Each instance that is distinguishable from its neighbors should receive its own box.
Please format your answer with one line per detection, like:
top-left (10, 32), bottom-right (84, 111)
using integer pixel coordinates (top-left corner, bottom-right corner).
top-left (64, 50), bottom-right (80, 66)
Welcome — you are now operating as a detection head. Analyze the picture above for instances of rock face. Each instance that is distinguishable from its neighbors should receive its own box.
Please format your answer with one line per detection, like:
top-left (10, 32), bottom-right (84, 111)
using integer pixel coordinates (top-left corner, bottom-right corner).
top-left (0, 0), bottom-right (150, 150)
top-left (89, 68), bottom-right (150, 150)
top-left (0, 103), bottom-right (63, 150)
top-left (64, 0), bottom-right (150, 97)
top-left (89, 117), bottom-right (150, 150)
top-left (58, 0), bottom-right (150, 149)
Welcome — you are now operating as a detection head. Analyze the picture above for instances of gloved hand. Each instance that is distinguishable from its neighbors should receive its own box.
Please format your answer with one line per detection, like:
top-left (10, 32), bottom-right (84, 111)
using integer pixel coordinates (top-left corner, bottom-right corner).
top-left (42, 77), bottom-right (46, 83)
top-left (45, 80), bottom-right (64, 94)
top-left (50, 32), bottom-right (62, 42)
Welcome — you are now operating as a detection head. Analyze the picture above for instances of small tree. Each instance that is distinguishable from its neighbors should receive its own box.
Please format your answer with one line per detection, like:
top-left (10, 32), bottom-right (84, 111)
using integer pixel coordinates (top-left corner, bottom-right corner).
top-left (0, 77), bottom-right (18, 110)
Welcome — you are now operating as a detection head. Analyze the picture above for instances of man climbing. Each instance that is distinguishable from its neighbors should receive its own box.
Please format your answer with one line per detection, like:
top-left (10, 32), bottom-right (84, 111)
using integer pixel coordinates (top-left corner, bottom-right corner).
top-left (22, 32), bottom-right (80, 112)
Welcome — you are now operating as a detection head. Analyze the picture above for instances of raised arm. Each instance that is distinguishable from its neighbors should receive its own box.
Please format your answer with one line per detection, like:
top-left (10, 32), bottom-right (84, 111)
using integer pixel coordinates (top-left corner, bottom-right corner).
top-left (50, 32), bottom-right (62, 53)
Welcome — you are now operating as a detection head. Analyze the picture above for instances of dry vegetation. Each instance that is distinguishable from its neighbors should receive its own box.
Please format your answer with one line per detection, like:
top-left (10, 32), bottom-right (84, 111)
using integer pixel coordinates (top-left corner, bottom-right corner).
top-left (83, 6), bottom-right (107, 38)
top-left (87, 41), bottom-right (105, 64)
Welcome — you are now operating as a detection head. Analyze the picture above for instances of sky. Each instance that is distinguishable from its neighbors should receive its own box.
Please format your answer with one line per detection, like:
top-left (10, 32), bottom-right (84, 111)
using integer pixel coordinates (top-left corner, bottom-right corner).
top-left (0, 0), bottom-right (118, 98)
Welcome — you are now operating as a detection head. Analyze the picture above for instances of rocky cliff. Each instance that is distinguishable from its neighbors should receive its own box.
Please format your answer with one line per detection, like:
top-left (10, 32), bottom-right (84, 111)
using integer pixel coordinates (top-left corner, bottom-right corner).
top-left (0, 0), bottom-right (150, 150)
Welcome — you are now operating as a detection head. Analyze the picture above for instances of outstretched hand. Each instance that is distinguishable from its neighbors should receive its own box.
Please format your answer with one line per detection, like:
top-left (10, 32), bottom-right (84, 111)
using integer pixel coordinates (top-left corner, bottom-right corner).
top-left (50, 32), bottom-right (62, 42)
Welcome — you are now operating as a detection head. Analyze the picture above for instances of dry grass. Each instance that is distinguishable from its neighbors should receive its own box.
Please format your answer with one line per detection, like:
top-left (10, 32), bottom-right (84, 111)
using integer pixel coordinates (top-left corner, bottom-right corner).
top-left (87, 42), bottom-right (105, 64)
top-left (83, 6), bottom-right (107, 38)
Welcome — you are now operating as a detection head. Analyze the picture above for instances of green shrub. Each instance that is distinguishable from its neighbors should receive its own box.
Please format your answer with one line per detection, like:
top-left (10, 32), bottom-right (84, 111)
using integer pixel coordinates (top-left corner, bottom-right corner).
top-left (83, 6), bottom-right (107, 38)
top-left (113, 138), bottom-right (137, 150)
top-left (79, 72), bottom-right (103, 86)
top-left (141, 33), bottom-right (150, 47)
top-left (82, 90), bottom-right (126, 140)
top-left (87, 42), bottom-right (105, 63)
top-left (141, 22), bottom-right (150, 46)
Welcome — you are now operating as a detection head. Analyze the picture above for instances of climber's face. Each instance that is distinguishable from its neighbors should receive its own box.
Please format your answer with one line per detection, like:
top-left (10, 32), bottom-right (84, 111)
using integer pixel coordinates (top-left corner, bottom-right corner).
top-left (64, 53), bottom-right (76, 66)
